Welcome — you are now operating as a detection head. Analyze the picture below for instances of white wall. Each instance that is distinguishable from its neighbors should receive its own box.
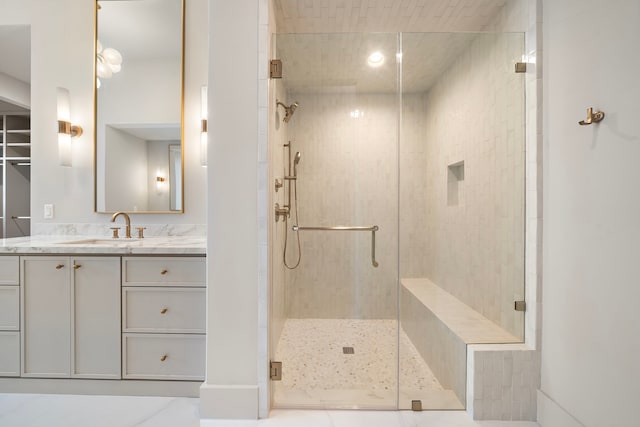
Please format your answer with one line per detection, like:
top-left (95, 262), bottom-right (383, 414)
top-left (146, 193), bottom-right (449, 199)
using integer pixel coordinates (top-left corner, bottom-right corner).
top-left (539, 1), bottom-right (640, 426)
top-left (104, 126), bottom-right (148, 211)
top-left (146, 140), bottom-right (176, 212)
top-left (1, 0), bottom-right (208, 230)
top-left (201, 0), bottom-right (261, 419)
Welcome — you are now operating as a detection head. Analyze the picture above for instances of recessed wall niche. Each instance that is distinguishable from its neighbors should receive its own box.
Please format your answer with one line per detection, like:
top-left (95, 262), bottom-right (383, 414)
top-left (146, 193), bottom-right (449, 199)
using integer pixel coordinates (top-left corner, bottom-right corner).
top-left (447, 160), bottom-right (464, 206)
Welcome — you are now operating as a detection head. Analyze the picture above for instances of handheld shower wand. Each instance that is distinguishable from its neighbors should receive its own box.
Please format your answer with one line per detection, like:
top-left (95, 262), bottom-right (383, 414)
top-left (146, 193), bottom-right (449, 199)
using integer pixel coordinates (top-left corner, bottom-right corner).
top-left (293, 152), bottom-right (302, 177)
top-left (284, 151), bottom-right (301, 181)
top-left (284, 149), bottom-right (302, 269)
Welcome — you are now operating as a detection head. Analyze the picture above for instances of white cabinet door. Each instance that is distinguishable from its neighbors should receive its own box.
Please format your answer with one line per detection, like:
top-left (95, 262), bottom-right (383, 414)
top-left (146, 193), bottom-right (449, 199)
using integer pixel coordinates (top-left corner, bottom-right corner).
top-left (72, 257), bottom-right (121, 378)
top-left (0, 332), bottom-right (20, 377)
top-left (21, 256), bottom-right (121, 379)
top-left (0, 286), bottom-right (19, 330)
top-left (21, 257), bottom-right (71, 377)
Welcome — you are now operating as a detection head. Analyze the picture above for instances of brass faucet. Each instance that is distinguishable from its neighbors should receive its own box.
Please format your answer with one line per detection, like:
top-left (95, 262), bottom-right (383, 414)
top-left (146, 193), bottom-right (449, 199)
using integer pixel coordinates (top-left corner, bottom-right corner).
top-left (111, 212), bottom-right (132, 238)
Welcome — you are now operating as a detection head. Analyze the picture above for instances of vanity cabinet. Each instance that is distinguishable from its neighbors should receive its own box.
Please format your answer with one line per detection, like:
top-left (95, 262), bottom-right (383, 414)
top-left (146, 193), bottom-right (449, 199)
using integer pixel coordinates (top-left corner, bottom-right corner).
top-left (122, 257), bottom-right (205, 380)
top-left (21, 256), bottom-right (121, 378)
top-left (0, 256), bottom-right (20, 377)
top-left (0, 249), bottom-right (205, 395)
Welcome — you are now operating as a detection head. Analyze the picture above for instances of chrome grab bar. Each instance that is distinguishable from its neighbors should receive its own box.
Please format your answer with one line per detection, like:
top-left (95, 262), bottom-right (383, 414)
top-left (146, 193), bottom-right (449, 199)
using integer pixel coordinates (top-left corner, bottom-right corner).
top-left (292, 225), bottom-right (379, 268)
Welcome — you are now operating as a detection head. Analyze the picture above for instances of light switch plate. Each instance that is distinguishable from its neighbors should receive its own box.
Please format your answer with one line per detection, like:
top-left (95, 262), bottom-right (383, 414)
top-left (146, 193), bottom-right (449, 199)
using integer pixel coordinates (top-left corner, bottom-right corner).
top-left (44, 204), bottom-right (54, 219)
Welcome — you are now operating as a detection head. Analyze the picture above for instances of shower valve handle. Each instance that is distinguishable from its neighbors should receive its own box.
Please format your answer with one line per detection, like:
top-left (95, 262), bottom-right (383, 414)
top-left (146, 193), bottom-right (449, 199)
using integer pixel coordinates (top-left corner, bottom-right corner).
top-left (274, 203), bottom-right (290, 222)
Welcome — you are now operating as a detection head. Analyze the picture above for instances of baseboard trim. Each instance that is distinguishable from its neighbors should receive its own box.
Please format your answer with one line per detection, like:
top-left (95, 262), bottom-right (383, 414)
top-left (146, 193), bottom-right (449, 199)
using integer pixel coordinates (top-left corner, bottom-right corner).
top-left (200, 383), bottom-right (259, 419)
top-left (537, 390), bottom-right (585, 427)
top-left (0, 377), bottom-right (201, 397)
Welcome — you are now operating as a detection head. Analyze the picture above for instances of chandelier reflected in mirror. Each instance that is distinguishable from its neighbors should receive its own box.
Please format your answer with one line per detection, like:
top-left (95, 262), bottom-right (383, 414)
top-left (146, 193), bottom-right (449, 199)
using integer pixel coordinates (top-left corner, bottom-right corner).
top-left (96, 40), bottom-right (123, 88)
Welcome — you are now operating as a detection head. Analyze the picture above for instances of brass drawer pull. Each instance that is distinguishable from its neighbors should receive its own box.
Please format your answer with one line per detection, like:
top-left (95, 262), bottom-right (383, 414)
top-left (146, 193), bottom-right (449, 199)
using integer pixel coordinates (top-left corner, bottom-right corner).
top-left (73, 264), bottom-right (82, 270)
top-left (160, 355), bottom-right (168, 362)
top-left (55, 264), bottom-right (64, 270)
top-left (160, 269), bottom-right (168, 275)
top-left (160, 308), bottom-right (168, 314)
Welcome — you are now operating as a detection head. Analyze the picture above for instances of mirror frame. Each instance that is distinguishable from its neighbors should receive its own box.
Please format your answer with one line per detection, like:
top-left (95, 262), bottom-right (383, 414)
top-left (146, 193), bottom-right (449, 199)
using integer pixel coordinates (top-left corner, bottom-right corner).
top-left (93, 0), bottom-right (185, 214)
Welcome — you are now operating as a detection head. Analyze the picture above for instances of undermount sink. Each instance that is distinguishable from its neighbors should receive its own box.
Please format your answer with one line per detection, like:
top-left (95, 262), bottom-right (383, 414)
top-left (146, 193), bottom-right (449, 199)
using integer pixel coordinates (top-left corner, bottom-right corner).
top-left (59, 238), bottom-right (141, 245)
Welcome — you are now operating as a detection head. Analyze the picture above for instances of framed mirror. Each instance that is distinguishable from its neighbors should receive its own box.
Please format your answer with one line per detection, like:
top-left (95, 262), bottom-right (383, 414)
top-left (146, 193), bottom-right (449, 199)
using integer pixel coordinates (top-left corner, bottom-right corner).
top-left (94, 0), bottom-right (185, 213)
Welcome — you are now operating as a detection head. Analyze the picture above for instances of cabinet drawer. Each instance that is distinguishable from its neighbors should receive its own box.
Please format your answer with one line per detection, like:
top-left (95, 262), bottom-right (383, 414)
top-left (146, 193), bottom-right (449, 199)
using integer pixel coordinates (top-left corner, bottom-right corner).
top-left (0, 256), bottom-right (19, 285)
top-left (123, 287), bottom-right (205, 333)
top-left (0, 332), bottom-right (20, 377)
top-left (0, 286), bottom-right (19, 330)
top-left (122, 333), bottom-right (205, 380)
top-left (122, 257), bottom-right (205, 287)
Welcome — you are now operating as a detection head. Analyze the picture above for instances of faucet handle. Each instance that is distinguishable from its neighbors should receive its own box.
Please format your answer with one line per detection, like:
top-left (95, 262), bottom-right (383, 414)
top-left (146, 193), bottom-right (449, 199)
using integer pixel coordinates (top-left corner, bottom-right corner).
top-left (110, 227), bottom-right (121, 239)
top-left (135, 227), bottom-right (146, 239)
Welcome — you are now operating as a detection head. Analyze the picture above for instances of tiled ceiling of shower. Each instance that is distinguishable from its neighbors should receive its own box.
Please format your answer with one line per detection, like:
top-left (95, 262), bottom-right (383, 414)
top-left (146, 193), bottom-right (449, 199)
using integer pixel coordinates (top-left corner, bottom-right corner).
top-left (274, 0), bottom-right (509, 34)
top-left (277, 32), bottom-right (477, 93)
top-left (274, 0), bottom-right (522, 93)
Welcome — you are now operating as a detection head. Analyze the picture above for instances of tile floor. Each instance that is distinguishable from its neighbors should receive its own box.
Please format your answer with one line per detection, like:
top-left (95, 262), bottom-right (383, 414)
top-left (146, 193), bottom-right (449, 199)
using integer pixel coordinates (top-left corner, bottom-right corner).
top-left (273, 319), bottom-right (462, 409)
top-left (0, 393), bottom-right (540, 427)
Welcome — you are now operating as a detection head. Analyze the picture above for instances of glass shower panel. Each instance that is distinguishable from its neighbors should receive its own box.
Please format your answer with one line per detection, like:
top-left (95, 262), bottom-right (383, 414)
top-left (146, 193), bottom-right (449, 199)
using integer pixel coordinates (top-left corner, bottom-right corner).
top-left (271, 33), bottom-right (400, 409)
top-left (398, 32), bottom-right (526, 410)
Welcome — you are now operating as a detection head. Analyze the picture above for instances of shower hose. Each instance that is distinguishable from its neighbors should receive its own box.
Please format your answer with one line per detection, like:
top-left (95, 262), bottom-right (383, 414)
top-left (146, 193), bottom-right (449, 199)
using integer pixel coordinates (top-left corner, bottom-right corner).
top-left (283, 178), bottom-right (301, 269)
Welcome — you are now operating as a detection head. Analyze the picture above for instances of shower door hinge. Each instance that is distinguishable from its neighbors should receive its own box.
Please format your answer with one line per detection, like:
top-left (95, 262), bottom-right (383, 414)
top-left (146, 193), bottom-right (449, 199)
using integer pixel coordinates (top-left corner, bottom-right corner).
top-left (270, 59), bottom-right (283, 79)
top-left (270, 361), bottom-right (282, 381)
top-left (514, 62), bottom-right (527, 73)
top-left (514, 300), bottom-right (527, 312)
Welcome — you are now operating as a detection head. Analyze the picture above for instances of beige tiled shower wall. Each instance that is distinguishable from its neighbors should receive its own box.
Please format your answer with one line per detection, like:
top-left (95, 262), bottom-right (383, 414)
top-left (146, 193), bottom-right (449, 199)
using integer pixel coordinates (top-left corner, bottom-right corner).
top-left (284, 92), bottom-right (399, 319)
top-left (400, 32), bottom-right (526, 339)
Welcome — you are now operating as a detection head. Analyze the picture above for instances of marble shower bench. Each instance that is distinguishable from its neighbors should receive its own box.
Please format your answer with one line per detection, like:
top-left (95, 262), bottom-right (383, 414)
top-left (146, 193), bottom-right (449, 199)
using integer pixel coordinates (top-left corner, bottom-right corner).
top-left (400, 278), bottom-right (521, 407)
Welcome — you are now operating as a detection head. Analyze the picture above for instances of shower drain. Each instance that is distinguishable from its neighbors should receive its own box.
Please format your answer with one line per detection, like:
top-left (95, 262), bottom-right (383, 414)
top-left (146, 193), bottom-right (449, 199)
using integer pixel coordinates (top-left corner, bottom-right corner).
top-left (342, 347), bottom-right (355, 354)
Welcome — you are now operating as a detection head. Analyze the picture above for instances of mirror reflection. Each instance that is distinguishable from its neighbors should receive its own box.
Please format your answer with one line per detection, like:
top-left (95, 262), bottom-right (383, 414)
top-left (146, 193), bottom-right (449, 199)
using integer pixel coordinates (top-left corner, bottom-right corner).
top-left (95, 0), bottom-right (184, 213)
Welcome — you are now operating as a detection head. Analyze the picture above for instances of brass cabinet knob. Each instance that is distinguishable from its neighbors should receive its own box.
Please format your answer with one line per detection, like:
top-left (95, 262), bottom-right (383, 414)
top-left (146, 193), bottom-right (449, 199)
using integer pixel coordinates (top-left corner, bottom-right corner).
top-left (55, 264), bottom-right (64, 270)
top-left (160, 355), bottom-right (168, 362)
top-left (160, 269), bottom-right (168, 275)
top-left (160, 308), bottom-right (168, 314)
top-left (73, 264), bottom-right (82, 270)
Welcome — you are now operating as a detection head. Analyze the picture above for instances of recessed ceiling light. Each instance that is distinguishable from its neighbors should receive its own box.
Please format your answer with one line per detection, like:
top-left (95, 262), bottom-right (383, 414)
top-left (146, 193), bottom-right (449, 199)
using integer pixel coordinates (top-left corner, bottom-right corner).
top-left (367, 51), bottom-right (384, 67)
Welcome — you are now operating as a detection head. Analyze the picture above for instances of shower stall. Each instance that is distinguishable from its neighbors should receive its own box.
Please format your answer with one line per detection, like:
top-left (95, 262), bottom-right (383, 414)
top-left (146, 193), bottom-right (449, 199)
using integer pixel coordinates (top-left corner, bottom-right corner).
top-left (269, 31), bottom-right (525, 410)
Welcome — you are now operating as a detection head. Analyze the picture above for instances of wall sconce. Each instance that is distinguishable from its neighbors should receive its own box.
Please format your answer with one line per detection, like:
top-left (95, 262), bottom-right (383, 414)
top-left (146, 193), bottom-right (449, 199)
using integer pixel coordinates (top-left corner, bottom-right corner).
top-left (200, 85), bottom-right (208, 166)
top-left (56, 87), bottom-right (83, 167)
top-left (156, 175), bottom-right (165, 194)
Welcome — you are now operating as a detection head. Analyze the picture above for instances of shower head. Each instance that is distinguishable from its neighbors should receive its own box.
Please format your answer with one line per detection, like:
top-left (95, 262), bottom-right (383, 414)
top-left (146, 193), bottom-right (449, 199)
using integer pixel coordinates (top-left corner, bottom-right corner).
top-left (293, 151), bottom-right (302, 177)
top-left (277, 100), bottom-right (299, 123)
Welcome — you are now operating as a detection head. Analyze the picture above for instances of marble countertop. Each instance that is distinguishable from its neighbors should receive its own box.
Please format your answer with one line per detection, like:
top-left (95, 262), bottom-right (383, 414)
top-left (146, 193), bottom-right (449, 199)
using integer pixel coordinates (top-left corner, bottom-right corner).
top-left (0, 235), bottom-right (206, 255)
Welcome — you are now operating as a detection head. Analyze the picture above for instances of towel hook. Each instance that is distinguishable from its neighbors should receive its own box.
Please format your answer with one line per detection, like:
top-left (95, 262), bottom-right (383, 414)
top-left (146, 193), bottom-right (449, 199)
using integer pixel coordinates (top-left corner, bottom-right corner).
top-left (579, 107), bottom-right (605, 125)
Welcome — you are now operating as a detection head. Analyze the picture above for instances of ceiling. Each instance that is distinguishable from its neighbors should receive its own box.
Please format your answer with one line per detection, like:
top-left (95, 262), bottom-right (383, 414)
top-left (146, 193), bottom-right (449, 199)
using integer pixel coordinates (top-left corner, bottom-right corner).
top-left (277, 32), bottom-right (493, 93)
top-left (274, 0), bottom-right (524, 94)
top-left (0, 25), bottom-right (30, 84)
top-left (274, 0), bottom-right (512, 34)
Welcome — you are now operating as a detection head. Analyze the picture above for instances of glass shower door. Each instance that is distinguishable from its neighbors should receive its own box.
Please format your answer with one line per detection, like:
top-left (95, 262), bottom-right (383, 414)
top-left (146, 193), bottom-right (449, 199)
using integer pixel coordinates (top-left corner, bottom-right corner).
top-left (271, 32), bottom-right (400, 409)
top-left (398, 32), bottom-right (526, 410)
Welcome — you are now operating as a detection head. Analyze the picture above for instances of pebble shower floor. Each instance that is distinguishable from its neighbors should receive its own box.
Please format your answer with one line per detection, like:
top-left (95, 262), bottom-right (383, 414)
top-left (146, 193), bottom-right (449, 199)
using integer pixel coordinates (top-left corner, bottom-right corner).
top-left (273, 318), bottom-right (463, 410)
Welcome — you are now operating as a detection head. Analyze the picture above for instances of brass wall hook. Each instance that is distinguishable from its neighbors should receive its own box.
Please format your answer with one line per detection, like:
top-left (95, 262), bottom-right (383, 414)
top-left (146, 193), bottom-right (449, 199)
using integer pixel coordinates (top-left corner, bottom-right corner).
top-left (579, 107), bottom-right (605, 125)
